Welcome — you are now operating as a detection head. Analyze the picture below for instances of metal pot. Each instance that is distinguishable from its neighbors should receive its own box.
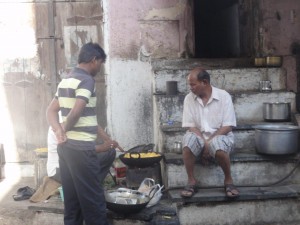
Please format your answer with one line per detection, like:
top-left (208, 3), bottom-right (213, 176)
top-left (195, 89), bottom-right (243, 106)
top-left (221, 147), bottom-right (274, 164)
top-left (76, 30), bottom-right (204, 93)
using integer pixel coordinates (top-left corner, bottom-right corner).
top-left (254, 57), bottom-right (266, 67)
top-left (259, 80), bottom-right (272, 92)
top-left (105, 188), bottom-right (151, 214)
top-left (263, 102), bottom-right (291, 121)
top-left (174, 141), bottom-right (182, 154)
top-left (266, 56), bottom-right (282, 67)
top-left (254, 124), bottom-right (299, 155)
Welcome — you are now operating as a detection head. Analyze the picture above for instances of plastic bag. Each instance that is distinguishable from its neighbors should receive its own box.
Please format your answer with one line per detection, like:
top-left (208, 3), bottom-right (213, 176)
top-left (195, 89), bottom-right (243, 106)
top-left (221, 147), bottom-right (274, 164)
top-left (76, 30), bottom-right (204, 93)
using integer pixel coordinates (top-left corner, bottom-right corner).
top-left (138, 178), bottom-right (164, 208)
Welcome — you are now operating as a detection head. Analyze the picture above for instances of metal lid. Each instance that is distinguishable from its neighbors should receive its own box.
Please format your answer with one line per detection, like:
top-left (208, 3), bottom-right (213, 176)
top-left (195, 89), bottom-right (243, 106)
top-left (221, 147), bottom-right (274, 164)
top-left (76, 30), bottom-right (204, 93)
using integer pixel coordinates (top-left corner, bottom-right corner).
top-left (253, 124), bottom-right (299, 131)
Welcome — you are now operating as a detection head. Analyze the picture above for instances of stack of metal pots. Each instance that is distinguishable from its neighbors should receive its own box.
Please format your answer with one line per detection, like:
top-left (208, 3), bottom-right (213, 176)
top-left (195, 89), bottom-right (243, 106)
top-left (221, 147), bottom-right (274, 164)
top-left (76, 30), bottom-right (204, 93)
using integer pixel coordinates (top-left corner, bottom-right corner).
top-left (254, 102), bottom-right (299, 155)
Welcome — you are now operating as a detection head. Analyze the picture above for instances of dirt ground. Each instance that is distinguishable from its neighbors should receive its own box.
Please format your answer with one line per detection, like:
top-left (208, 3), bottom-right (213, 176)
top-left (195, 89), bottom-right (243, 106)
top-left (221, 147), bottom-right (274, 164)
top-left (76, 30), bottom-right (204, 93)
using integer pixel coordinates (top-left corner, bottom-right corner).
top-left (0, 176), bottom-right (64, 225)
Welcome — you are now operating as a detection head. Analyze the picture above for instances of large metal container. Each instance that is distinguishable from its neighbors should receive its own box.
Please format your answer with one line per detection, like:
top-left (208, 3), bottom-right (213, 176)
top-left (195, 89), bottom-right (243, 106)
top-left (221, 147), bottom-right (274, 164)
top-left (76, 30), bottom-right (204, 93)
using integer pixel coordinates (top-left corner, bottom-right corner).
top-left (254, 124), bottom-right (299, 155)
top-left (263, 102), bottom-right (291, 121)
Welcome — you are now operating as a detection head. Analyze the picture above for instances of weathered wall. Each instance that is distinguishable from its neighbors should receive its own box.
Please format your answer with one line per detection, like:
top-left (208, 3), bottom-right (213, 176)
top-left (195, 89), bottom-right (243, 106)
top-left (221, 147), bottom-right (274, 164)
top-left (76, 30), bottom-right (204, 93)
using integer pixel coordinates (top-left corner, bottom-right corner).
top-left (108, 0), bottom-right (193, 60)
top-left (256, 0), bottom-right (300, 91)
top-left (0, 2), bottom-right (50, 164)
top-left (105, 0), bottom-right (192, 149)
top-left (0, 1), bottom-right (106, 168)
top-left (105, 0), bottom-right (300, 148)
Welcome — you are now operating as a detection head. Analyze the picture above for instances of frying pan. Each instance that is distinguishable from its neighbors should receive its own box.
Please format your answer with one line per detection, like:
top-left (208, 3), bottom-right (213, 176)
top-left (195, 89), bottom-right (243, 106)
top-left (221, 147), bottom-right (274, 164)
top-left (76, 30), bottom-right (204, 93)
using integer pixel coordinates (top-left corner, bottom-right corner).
top-left (126, 143), bottom-right (155, 153)
top-left (119, 152), bottom-right (163, 168)
top-left (119, 144), bottom-right (162, 168)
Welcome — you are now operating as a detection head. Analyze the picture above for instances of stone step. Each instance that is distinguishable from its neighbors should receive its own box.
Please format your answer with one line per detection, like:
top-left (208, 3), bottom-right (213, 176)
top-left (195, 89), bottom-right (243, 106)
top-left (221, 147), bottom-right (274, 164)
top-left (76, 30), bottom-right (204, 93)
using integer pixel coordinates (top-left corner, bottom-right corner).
top-left (24, 182), bottom-right (300, 225)
top-left (154, 67), bottom-right (286, 93)
top-left (162, 152), bottom-right (300, 189)
top-left (159, 121), bottom-right (296, 153)
top-left (151, 58), bottom-right (253, 71)
top-left (168, 184), bottom-right (300, 225)
top-left (168, 183), bottom-right (300, 203)
top-left (154, 91), bottom-right (296, 126)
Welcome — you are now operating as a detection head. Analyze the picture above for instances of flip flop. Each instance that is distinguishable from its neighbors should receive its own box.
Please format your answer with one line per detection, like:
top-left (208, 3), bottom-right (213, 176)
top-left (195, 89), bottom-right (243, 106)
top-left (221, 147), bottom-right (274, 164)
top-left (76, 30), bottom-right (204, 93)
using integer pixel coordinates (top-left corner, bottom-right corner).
top-left (180, 184), bottom-right (198, 198)
top-left (224, 184), bottom-right (239, 198)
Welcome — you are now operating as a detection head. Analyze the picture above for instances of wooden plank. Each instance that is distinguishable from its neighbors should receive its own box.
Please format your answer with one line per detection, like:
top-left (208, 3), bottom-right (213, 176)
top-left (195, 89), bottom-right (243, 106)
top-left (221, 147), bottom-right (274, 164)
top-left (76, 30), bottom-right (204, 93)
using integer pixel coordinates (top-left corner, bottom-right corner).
top-left (28, 205), bottom-right (64, 214)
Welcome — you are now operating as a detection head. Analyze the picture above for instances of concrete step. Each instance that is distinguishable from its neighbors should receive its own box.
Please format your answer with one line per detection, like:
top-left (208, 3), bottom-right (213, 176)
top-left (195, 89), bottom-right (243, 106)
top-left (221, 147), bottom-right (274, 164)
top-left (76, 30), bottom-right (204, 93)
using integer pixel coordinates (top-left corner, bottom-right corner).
top-left (27, 184), bottom-right (300, 225)
top-left (154, 91), bottom-right (296, 126)
top-left (154, 67), bottom-right (286, 93)
top-left (151, 58), bottom-right (253, 71)
top-left (168, 184), bottom-right (300, 225)
top-left (162, 152), bottom-right (300, 189)
top-left (159, 121), bottom-right (296, 153)
top-left (4, 175), bottom-right (300, 225)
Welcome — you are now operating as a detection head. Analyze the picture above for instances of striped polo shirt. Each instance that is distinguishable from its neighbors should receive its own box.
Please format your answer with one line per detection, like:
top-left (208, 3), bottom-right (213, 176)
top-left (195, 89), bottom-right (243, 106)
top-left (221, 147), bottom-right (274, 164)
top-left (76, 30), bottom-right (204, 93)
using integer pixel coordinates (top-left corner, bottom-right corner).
top-left (55, 67), bottom-right (97, 150)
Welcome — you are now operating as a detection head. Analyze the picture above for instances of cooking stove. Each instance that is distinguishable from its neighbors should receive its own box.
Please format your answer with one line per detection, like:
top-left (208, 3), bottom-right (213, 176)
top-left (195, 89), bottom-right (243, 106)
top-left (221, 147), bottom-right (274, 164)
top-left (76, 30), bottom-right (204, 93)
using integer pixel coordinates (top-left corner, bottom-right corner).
top-left (125, 163), bottom-right (162, 189)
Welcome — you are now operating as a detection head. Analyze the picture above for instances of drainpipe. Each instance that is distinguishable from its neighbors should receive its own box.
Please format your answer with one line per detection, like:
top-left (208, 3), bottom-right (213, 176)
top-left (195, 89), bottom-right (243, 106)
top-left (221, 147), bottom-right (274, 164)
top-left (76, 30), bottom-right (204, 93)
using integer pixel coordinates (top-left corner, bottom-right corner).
top-left (290, 43), bottom-right (300, 112)
top-left (48, 0), bottom-right (58, 96)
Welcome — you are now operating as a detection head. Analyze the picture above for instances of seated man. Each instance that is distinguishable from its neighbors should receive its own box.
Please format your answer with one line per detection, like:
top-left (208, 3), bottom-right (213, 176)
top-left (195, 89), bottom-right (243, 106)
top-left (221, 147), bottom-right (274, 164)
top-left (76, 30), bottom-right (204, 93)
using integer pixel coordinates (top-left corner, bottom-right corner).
top-left (30, 126), bottom-right (121, 202)
top-left (180, 67), bottom-right (239, 198)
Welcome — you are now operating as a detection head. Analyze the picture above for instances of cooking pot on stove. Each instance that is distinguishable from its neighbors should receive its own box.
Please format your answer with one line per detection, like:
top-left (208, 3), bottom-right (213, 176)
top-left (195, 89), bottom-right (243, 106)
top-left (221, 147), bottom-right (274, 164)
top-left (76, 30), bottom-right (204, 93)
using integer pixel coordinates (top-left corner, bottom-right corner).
top-left (119, 144), bottom-right (163, 168)
top-left (119, 152), bottom-right (163, 168)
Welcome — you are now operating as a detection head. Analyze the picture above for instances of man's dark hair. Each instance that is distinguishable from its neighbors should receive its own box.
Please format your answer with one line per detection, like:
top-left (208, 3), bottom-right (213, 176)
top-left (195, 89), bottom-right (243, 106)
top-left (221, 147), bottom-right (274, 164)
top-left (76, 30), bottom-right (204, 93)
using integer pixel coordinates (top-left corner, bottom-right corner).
top-left (78, 42), bottom-right (107, 64)
top-left (196, 68), bottom-right (210, 83)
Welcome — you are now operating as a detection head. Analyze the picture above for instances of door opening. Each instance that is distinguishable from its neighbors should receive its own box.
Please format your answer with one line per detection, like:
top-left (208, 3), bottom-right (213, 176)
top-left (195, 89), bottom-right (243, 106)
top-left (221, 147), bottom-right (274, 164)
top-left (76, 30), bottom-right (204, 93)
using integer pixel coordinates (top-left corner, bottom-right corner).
top-left (194, 0), bottom-right (240, 58)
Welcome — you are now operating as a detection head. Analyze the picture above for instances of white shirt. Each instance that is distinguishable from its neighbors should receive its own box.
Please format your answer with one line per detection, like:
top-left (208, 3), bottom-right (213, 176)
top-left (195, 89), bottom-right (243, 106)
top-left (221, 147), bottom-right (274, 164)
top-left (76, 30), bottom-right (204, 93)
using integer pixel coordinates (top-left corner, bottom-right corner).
top-left (47, 112), bottom-right (62, 177)
top-left (182, 86), bottom-right (236, 141)
top-left (47, 127), bottom-right (59, 177)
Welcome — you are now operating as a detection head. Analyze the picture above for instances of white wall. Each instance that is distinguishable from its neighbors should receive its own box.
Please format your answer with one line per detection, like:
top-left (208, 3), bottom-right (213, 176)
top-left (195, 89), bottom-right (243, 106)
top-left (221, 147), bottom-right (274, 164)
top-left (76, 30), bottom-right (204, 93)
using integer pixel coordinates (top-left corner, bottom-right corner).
top-left (106, 59), bottom-right (154, 150)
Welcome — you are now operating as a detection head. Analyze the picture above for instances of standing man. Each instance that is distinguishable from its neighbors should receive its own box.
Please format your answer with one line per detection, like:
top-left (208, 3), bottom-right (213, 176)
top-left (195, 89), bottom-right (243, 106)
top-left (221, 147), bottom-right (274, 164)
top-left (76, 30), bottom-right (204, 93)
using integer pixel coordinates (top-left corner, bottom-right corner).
top-left (47, 42), bottom-right (119, 225)
top-left (180, 67), bottom-right (239, 199)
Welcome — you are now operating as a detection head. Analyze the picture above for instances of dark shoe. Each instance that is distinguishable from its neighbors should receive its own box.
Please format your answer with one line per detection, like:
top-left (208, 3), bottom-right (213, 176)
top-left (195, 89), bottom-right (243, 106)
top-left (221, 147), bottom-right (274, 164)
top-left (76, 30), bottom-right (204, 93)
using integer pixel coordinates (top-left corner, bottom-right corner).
top-left (224, 184), bottom-right (240, 198)
top-left (13, 186), bottom-right (36, 201)
top-left (180, 184), bottom-right (198, 198)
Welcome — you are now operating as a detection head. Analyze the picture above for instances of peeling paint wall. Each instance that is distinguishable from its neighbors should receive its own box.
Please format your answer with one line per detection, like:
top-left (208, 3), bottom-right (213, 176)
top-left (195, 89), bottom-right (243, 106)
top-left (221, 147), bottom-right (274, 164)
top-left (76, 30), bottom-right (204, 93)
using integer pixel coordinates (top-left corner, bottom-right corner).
top-left (256, 0), bottom-right (300, 91)
top-left (107, 59), bottom-right (153, 148)
top-left (104, 0), bottom-right (300, 148)
top-left (108, 0), bottom-right (192, 59)
top-left (105, 0), bottom-right (191, 149)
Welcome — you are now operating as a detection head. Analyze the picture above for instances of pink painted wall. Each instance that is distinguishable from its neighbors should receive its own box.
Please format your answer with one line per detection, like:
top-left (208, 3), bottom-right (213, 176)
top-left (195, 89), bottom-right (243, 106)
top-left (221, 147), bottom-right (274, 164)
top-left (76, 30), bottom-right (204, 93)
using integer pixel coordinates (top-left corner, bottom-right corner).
top-left (108, 0), bottom-right (193, 59)
top-left (258, 0), bottom-right (300, 91)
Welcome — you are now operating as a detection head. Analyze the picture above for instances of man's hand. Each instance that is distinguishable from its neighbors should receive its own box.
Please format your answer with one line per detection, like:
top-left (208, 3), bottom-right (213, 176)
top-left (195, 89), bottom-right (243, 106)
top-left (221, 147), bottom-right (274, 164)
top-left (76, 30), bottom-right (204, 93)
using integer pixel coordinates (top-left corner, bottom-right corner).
top-left (95, 140), bottom-right (124, 153)
top-left (200, 142), bottom-right (212, 165)
top-left (54, 127), bottom-right (67, 144)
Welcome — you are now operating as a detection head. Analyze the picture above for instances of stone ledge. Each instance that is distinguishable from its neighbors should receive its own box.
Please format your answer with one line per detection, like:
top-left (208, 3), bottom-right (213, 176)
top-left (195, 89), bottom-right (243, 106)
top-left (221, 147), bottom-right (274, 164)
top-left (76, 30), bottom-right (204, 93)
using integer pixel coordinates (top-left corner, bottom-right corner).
top-left (160, 120), bottom-right (297, 133)
top-left (168, 183), bottom-right (300, 204)
top-left (151, 58), bottom-right (253, 71)
top-left (163, 152), bottom-right (300, 165)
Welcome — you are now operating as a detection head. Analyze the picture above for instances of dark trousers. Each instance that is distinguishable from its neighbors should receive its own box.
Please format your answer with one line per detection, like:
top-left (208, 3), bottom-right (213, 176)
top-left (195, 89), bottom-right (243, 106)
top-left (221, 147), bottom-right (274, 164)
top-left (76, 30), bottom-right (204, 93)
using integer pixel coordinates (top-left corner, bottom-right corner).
top-left (58, 144), bottom-right (115, 225)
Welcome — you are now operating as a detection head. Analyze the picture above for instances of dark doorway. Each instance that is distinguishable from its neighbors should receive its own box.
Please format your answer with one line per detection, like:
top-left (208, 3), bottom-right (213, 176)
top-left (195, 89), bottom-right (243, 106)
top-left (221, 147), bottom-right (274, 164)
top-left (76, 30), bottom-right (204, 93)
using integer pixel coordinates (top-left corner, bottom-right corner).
top-left (194, 0), bottom-right (240, 58)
